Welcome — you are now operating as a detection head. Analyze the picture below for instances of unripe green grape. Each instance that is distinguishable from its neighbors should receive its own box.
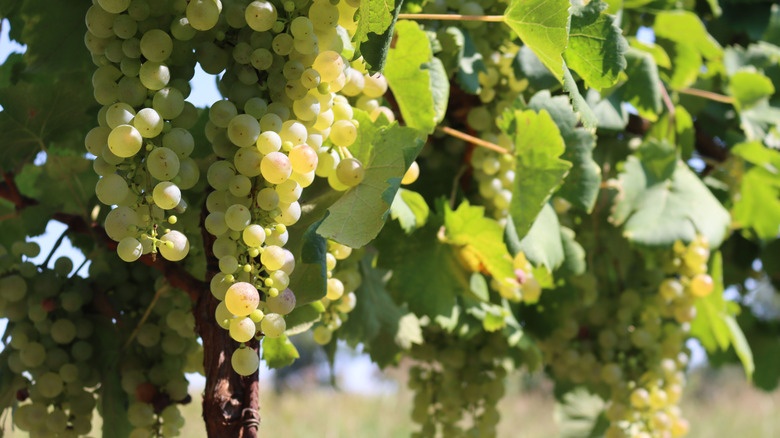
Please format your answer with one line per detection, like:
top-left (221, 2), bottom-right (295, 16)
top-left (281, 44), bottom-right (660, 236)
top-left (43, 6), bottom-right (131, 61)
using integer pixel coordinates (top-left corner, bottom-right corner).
top-left (219, 255), bottom-right (239, 274)
top-left (690, 274), bottom-right (714, 297)
top-left (260, 312), bottom-right (285, 338)
top-left (158, 230), bottom-right (190, 261)
top-left (261, 245), bottom-right (286, 271)
top-left (153, 181), bottom-right (181, 210)
top-left (20, 342), bottom-right (46, 367)
top-left (104, 206), bottom-right (139, 242)
top-left (128, 402), bottom-right (156, 428)
top-left (234, 147), bottom-right (264, 177)
top-left (336, 157), bottom-right (364, 187)
top-left (106, 102), bottom-right (136, 129)
top-left (228, 114), bottom-right (261, 147)
top-left (242, 224), bottom-right (266, 247)
top-left (207, 161), bottom-right (236, 191)
top-left (272, 33), bottom-right (293, 56)
top-left (330, 120), bottom-right (357, 147)
top-left (256, 188), bottom-right (279, 211)
top-left (95, 173), bottom-right (130, 206)
top-left (133, 108), bottom-right (164, 138)
top-left (153, 87), bottom-right (185, 120)
top-left (313, 325), bottom-right (332, 345)
top-left (232, 347), bottom-right (259, 376)
top-left (51, 319), bottom-right (77, 344)
top-left (225, 282), bottom-right (260, 317)
top-left (186, 0), bottom-right (221, 31)
top-left (250, 48), bottom-right (273, 70)
top-left (37, 372), bottom-right (64, 398)
top-left (147, 147), bottom-right (180, 181)
top-left (140, 29), bottom-right (172, 62)
top-left (139, 61), bottom-right (170, 90)
top-left (224, 204), bottom-right (251, 231)
top-left (267, 287), bottom-right (295, 315)
top-left (326, 278), bottom-right (344, 300)
top-left (108, 124), bottom-right (143, 157)
top-left (274, 201), bottom-right (301, 226)
top-left (276, 179), bottom-right (302, 203)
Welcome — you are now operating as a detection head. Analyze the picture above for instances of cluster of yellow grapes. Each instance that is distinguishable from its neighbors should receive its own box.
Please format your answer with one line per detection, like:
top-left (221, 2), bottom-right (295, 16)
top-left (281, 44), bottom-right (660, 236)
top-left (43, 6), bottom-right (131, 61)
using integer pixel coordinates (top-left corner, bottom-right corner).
top-left (540, 237), bottom-right (714, 438)
top-left (311, 241), bottom-right (360, 345)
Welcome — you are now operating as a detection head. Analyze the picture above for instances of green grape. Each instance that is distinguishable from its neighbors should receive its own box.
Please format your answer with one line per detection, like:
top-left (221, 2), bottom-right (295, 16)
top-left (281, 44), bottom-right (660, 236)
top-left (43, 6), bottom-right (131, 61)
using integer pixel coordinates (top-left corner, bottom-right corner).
top-left (133, 108), bottom-right (164, 138)
top-left (250, 47), bottom-right (273, 70)
top-left (362, 73), bottom-right (388, 98)
top-left (86, 5), bottom-right (117, 38)
top-left (326, 278), bottom-right (344, 300)
top-left (273, 201), bottom-right (301, 226)
top-left (139, 61), bottom-right (170, 90)
top-left (171, 16), bottom-right (196, 41)
top-left (309, 1), bottom-right (339, 30)
top-left (162, 127), bottom-right (194, 158)
top-left (108, 124), bottom-right (143, 157)
top-left (288, 145), bottom-right (318, 174)
top-left (256, 188), bottom-right (279, 211)
top-left (207, 161), bottom-right (236, 191)
top-left (219, 255), bottom-right (239, 274)
top-left (104, 206), bottom-right (139, 242)
top-left (292, 93), bottom-right (320, 121)
top-left (275, 179), bottom-right (302, 203)
top-left (213, 236), bottom-right (237, 259)
top-left (128, 402), bottom-right (156, 428)
top-left (93, 156), bottom-right (117, 176)
top-left (260, 151), bottom-right (292, 184)
top-left (0, 275), bottom-right (27, 302)
top-left (37, 372), bottom-right (64, 398)
top-left (267, 287), bottom-right (295, 315)
top-left (690, 274), bottom-right (713, 297)
top-left (106, 102), bottom-right (136, 129)
top-left (227, 114), bottom-right (261, 147)
top-left (260, 245), bottom-right (285, 271)
top-left (158, 230), bottom-right (190, 261)
top-left (229, 317), bottom-right (256, 342)
top-left (227, 174), bottom-right (251, 197)
top-left (51, 319), bottom-right (77, 344)
top-left (140, 29), bottom-right (172, 63)
top-left (260, 312), bottom-right (285, 338)
top-left (153, 87), bottom-right (185, 120)
top-left (336, 157), bottom-right (364, 187)
top-left (20, 342), bottom-right (46, 367)
top-left (98, 0), bottom-right (130, 13)
top-left (224, 204), bottom-right (251, 231)
top-left (335, 292), bottom-right (357, 313)
top-left (85, 126), bottom-right (111, 155)
top-left (234, 148), bottom-right (264, 177)
top-left (312, 325), bottom-right (332, 345)
top-left (242, 224), bottom-right (266, 247)
top-left (231, 347), bottom-right (259, 376)
top-left (178, 157), bottom-right (200, 190)
top-left (205, 211), bottom-right (228, 236)
top-left (153, 181), bottom-right (181, 210)
top-left (147, 147), bottom-right (180, 181)
top-left (245, 0), bottom-right (277, 32)
top-left (225, 282), bottom-right (260, 317)
top-left (330, 120), bottom-right (357, 147)
top-left (186, 0), bottom-right (221, 31)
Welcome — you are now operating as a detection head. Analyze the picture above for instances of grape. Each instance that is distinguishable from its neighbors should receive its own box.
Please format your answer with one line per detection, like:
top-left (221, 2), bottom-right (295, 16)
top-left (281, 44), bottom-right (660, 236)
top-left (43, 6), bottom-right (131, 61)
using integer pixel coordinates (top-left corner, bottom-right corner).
top-left (363, 74), bottom-right (388, 98)
top-left (163, 128), bottom-right (194, 158)
top-left (140, 29), bottom-right (173, 62)
top-left (213, 236), bottom-right (237, 259)
top-left (336, 292), bottom-right (357, 313)
top-left (326, 278), bottom-right (344, 300)
top-left (402, 161), bottom-right (420, 185)
top-left (208, 161), bottom-right (236, 191)
top-left (330, 120), bottom-right (357, 147)
top-left (171, 16), bottom-right (196, 41)
top-left (312, 325), bottom-right (332, 345)
top-left (158, 230), bottom-right (190, 261)
top-left (231, 347), bottom-right (259, 376)
top-left (274, 201), bottom-right (301, 226)
top-left (50, 318), bottom-right (77, 344)
top-left (276, 179), bottom-right (302, 203)
top-left (20, 342), bottom-right (46, 367)
top-left (98, 0), bottom-right (130, 14)
top-left (105, 206), bottom-right (139, 241)
top-left (267, 288), bottom-right (295, 315)
top-left (225, 282), bottom-right (260, 316)
top-left (260, 313), bottom-right (286, 338)
top-left (153, 87), bottom-right (185, 120)
top-left (147, 147), bottom-right (180, 181)
top-left (250, 48), bottom-right (274, 70)
top-left (225, 204), bottom-right (251, 231)
top-left (219, 255), bottom-right (239, 274)
top-left (128, 402), bottom-right (156, 428)
top-left (341, 69), bottom-right (365, 96)
top-left (689, 274), bottom-right (713, 297)
top-left (234, 148), bottom-right (264, 177)
top-left (260, 151), bottom-right (292, 184)
top-left (187, 0), bottom-right (221, 31)
top-left (153, 181), bottom-right (181, 210)
top-left (336, 157), bottom-right (365, 187)
top-left (37, 372), bottom-right (64, 398)
top-left (106, 103), bottom-right (136, 129)
top-left (86, 5), bottom-right (117, 38)
top-left (95, 173), bottom-right (130, 206)
top-left (292, 93), bottom-right (320, 121)
top-left (139, 61), bottom-right (170, 90)
top-left (85, 126), bottom-right (111, 155)
top-left (260, 246), bottom-right (285, 271)
top-left (291, 170), bottom-right (315, 188)
top-left (242, 224), bottom-right (266, 247)
top-left (133, 108), bottom-right (164, 138)
top-left (229, 317), bottom-right (256, 342)
top-left (0, 275), bottom-right (27, 302)
top-left (330, 242), bottom-right (352, 260)
top-left (228, 114), bottom-right (261, 147)
top-left (245, 0), bottom-right (277, 32)
top-left (108, 124), bottom-right (143, 157)
top-left (288, 145), bottom-right (318, 174)
top-left (256, 188), bottom-right (279, 211)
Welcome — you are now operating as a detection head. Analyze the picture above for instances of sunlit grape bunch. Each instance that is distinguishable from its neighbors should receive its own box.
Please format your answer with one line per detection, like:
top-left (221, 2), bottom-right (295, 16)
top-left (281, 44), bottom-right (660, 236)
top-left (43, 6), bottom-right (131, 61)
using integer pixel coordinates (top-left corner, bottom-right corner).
top-left (311, 240), bottom-right (360, 345)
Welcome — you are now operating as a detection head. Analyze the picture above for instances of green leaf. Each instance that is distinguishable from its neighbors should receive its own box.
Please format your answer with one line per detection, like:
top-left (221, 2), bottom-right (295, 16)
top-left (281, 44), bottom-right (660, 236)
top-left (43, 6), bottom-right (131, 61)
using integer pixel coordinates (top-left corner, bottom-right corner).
top-left (288, 219), bottom-right (328, 305)
top-left (620, 48), bottom-right (663, 121)
top-left (384, 20), bottom-right (440, 134)
top-left (284, 302), bottom-right (323, 336)
top-left (691, 252), bottom-right (754, 379)
top-left (262, 335), bottom-right (300, 369)
top-left (444, 201), bottom-right (518, 299)
top-left (469, 272), bottom-right (490, 302)
top-left (428, 56), bottom-right (450, 125)
top-left (95, 320), bottom-right (134, 438)
top-left (739, 101), bottom-right (780, 141)
top-left (752, 337), bottom-right (780, 391)
top-left (517, 203), bottom-right (565, 270)
top-left (628, 37), bottom-right (671, 69)
top-left (586, 89), bottom-right (628, 131)
top-left (504, 0), bottom-right (571, 82)
top-left (635, 139), bottom-right (677, 182)
top-left (559, 226), bottom-right (587, 276)
top-left (562, 63), bottom-right (599, 128)
top-left (657, 40), bottom-right (701, 90)
top-left (357, 0), bottom-right (404, 72)
top-left (0, 76), bottom-right (95, 171)
top-left (317, 123), bottom-right (424, 247)
top-left (729, 71), bottom-right (776, 109)
top-left (375, 219), bottom-right (467, 318)
top-left (564, 0), bottom-right (628, 90)
top-left (513, 46), bottom-right (560, 91)
top-left (611, 158), bottom-right (731, 247)
top-left (732, 167), bottom-right (780, 240)
top-left (653, 11), bottom-right (723, 60)
top-left (390, 188), bottom-right (430, 233)
top-left (554, 388), bottom-right (609, 438)
top-left (456, 30), bottom-right (487, 94)
top-left (499, 108), bottom-right (571, 238)
top-left (528, 91), bottom-right (601, 212)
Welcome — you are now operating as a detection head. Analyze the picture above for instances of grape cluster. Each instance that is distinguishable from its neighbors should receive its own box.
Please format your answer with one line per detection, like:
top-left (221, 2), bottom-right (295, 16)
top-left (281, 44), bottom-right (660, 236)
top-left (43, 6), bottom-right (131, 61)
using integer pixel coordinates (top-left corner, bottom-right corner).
top-left (311, 241), bottom-right (360, 345)
top-left (539, 237), bottom-right (715, 438)
top-left (407, 328), bottom-right (511, 438)
top-left (0, 246), bottom-right (99, 438)
top-left (86, 0), bottom-right (201, 263)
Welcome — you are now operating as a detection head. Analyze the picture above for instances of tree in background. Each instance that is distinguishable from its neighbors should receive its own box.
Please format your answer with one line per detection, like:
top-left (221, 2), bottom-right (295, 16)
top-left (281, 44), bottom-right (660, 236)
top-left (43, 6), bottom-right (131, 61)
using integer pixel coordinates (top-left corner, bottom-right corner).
top-left (0, 0), bottom-right (779, 437)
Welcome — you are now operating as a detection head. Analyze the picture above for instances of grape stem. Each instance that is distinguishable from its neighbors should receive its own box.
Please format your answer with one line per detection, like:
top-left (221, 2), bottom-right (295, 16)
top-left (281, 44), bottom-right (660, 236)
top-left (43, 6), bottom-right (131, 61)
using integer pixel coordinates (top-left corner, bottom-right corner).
top-left (437, 126), bottom-right (509, 154)
top-left (122, 284), bottom-right (172, 350)
top-left (678, 87), bottom-right (734, 104)
top-left (396, 13), bottom-right (505, 22)
top-left (41, 228), bottom-right (69, 268)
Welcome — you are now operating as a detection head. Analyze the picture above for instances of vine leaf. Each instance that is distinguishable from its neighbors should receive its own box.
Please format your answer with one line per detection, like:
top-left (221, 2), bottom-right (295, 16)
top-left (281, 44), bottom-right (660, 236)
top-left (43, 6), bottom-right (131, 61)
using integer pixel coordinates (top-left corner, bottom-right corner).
top-left (610, 157), bottom-right (731, 247)
top-left (619, 48), bottom-right (662, 121)
top-left (504, 0), bottom-right (571, 83)
top-left (356, 0), bottom-right (405, 72)
top-left (554, 388), bottom-right (609, 438)
top-left (262, 335), bottom-right (300, 369)
top-left (317, 123), bottom-right (424, 247)
top-left (498, 108), bottom-right (572, 239)
top-left (390, 188), bottom-right (430, 233)
top-left (517, 203), bottom-right (565, 271)
top-left (384, 20), bottom-right (448, 134)
top-left (731, 142), bottom-right (780, 240)
top-left (564, 0), bottom-right (628, 91)
top-left (288, 219), bottom-right (328, 305)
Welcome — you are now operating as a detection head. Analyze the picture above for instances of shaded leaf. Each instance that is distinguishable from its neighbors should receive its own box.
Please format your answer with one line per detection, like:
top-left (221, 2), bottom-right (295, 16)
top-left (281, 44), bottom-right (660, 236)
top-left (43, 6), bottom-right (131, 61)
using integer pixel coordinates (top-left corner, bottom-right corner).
top-left (504, 0), bottom-right (571, 82)
top-left (390, 188), bottom-right (430, 233)
top-left (262, 335), bottom-right (299, 369)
